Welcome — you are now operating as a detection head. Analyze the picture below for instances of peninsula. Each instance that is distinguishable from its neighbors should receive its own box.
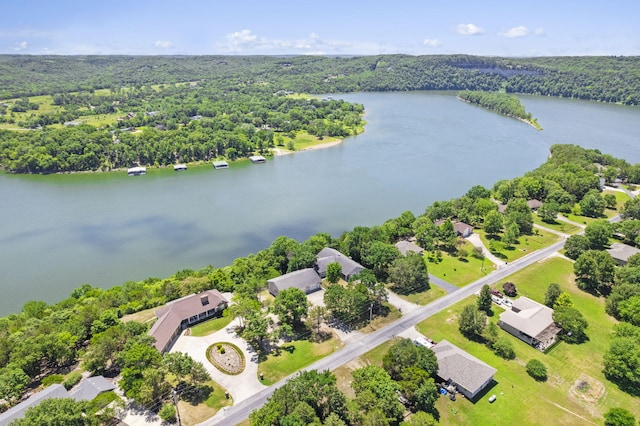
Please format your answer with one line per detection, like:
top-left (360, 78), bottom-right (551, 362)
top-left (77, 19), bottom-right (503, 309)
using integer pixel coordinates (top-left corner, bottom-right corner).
top-left (457, 90), bottom-right (543, 130)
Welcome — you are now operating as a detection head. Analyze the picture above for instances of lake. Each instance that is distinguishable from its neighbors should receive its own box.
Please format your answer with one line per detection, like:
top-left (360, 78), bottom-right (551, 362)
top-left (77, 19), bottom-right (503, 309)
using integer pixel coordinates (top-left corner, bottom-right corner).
top-left (1, 92), bottom-right (639, 315)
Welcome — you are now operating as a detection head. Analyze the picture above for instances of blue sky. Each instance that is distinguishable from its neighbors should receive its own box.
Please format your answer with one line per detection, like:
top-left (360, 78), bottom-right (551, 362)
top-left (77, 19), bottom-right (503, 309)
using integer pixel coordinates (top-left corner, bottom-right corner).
top-left (2, 0), bottom-right (639, 56)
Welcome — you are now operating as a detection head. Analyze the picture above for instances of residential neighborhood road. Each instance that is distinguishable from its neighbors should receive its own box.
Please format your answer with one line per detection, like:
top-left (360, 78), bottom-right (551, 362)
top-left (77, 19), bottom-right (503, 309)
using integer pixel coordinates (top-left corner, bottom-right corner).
top-left (201, 238), bottom-right (568, 426)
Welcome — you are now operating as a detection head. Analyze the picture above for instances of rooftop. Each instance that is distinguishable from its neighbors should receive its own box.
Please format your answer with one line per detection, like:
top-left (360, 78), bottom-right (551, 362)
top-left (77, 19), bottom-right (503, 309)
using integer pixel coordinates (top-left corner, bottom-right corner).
top-left (0, 384), bottom-right (69, 426)
top-left (316, 247), bottom-right (364, 278)
top-left (69, 376), bottom-right (116, 401)
top-left (607, 242), bottom-right (640, 263)
top-left (499, 296), bottom-right (555, 339)
top-left (268, 268), bottom-right (321, 293)
top-left (395, 240), bottom-right (424, 256)
top-left (432, 339), bottom-right (496, 394)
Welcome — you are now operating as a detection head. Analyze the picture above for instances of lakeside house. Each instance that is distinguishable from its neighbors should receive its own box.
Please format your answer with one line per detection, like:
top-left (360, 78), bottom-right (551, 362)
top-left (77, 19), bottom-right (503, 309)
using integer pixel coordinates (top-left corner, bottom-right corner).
top-left (432, 339), bottom-right (497, 400)
top-left (435, 219), bottom-right (474, 238)
top-left (316, 247), bottom-right (365, 280)
top-left (526, 199), bottom-right (543, 211)
top-left (607, 242), bottom-right (640, 265)
top-left (148, 289), bottom-right (229, 353)
top-left (395, 240), bottom-right (424, 256)
top-left (498, 296), bottom-right (560, 351)
top-left (267, 268), bottom-right (322, 297)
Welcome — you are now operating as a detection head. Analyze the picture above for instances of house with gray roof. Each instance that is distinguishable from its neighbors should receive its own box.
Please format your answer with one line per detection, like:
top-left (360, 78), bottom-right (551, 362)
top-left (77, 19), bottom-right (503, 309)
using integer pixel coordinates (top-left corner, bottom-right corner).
top-left (527, 199), bottom-right (543, 210)
top-left (0, 384), bottom-right (69, 426)
top-left (69, 376), bottom-right (116, 402)
top-left (607, 242), bottom-right (640, 265)
top-left (432, 340), bottom-right (496, 400)
top-left (499, 296), bottom-right (560, 351)
top-left (395, 240), bottom-right (424, 256)
top-left (316, 247), bottom-right (365, 281)
top-left (268, 268), bottom-right (322, 297)
top-left (149, 289), bottom-right (228, 352)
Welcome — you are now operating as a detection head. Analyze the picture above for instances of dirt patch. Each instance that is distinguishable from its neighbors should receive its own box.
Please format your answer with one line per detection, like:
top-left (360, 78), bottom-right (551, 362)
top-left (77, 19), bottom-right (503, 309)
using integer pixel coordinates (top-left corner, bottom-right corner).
top-left (569, 373), bottom-right (604, 416)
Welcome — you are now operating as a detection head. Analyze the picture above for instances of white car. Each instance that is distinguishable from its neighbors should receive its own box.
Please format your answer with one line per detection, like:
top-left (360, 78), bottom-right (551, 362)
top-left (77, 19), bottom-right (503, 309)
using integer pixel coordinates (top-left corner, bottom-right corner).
top-left (491, 296), bottom-right (502, 305)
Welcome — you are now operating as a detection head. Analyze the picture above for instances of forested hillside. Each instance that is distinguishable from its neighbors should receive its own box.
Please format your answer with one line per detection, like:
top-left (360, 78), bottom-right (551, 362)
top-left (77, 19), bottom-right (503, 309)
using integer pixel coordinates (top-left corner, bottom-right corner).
top-left (1, 55), bottom-right (638, 104)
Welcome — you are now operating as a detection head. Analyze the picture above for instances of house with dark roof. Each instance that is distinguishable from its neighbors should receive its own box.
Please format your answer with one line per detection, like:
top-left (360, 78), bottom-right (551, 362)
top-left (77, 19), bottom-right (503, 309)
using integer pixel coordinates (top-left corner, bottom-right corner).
top-left (268, 268), bottom-right (322, 297)
top-left (316, 247), bottom-right (365, 280)
top-left (431, 339), bottom-right (496, 400)
top-left (395, 240), bottom-right (424, 256)
top-left (499, 296), bottom-right (560, 351)
top-left (0, 384), bottom-right (69, 426)
top-left (148, 289), bottom-right (228, 352)
top-left (434, 219), bottom-right (474, 238)
top-left (607, 242), bottom-right (640, 265)
top-left (69, 376), bottom-right (116, 402)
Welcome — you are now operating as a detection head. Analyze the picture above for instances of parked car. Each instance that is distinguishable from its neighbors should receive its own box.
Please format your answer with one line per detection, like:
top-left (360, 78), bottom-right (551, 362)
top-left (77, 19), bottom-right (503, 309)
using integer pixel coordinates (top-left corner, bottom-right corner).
top-left (491, 289), bottom-right (504, 298)
top-left (491, 295), bottom-right (502, 305)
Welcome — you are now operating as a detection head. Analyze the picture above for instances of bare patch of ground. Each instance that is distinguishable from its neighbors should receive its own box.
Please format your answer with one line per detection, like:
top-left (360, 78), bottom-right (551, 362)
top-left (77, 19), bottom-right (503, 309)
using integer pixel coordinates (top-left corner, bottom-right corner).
top-left (569, 373), bottom-right (605, 416)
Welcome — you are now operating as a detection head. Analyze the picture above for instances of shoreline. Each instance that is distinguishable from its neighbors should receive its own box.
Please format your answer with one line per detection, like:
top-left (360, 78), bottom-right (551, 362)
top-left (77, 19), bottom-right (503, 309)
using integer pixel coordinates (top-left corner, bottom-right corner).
top-left (272, 139), bottom-right (343, 156)
top-left (456, 96), bottom-right (543, 131)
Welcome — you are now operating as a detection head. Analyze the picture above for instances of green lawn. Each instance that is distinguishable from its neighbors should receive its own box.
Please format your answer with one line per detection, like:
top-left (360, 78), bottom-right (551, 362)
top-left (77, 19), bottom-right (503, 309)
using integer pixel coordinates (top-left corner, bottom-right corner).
top-left (476, 228), bottom-right (561, 263)
top-left (189, 315), bottom-right (233, 337)
top-left (603, 189), bottom-right (631, 211)
top-left (411, 256), bottom-right (639, 425)
top-left (258, 337), bottom-right (342, 385)
top-left (427, 244), bottom-right (492, 287)
top-left (392, 285), bottom-right (447, 306)
top-left (178, 380), bottom-right (232, 426)
top-left (532, 214), bottom-right (581, 235)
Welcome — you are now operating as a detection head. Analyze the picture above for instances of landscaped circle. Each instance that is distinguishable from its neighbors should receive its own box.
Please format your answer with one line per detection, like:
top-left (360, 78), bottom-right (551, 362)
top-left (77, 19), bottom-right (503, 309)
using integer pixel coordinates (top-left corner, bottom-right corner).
top-left (206, 342), bottom-right (245, 375)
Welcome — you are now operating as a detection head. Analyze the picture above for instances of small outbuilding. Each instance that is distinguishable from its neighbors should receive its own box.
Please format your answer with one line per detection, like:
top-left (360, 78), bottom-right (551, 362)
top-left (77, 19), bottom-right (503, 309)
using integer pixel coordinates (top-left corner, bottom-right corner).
top-left (212, 161), bottom-right (229, 169)
top-left (267, 268), bottom-right (322, 297)
top-left (249, 155), bottom-right (266, 164)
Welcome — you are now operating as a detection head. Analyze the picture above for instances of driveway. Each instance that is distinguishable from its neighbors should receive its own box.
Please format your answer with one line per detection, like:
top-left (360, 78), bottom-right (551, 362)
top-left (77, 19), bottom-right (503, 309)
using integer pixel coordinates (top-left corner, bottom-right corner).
top-left (171, 318), bottom-right (268, 404)
top-left (466, 233), bottom-right (507, 268)
top-left (428, 274), bottom-right (458, 294)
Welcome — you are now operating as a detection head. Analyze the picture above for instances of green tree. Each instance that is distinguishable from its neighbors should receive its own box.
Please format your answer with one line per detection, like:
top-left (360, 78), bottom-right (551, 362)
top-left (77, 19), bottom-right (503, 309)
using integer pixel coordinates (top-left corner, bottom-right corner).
top-left (458, 304), bottom-right (487, 341)
top-left (352, 365), bottom-right (403, 424)
top-left (0, 363), bottom-right (30, 404)
top-left (579, 189), bottom-right (605, 217)
top-left (621, 197), bottom-right (640, 220)
top-left (363, 241), bottom-right (400, 280)
top-left (493, 336), bottom-right (516, 359)
top-left (159, 404), bottom-right (177, 423)
top-left (574, 250), bottom-right (616, 293)
top-left (553, 306), bottom-right (588, 343)
top-left (618, 296), bottom-right (640, 326)
top-left (326, 262), bottom-right (342, 284)
top-left (526, 359), bottom-right (548, 381)
top-left (388, 252), bottom-right (429, 294)
top-left (477, 284), bottom-right (493, 313)
top-left (606, 284), bottom-right (640, 319)
top-left (401, 411), bottom-right (438, 426)
top-left (12, 398), bottom-right (98, 426)
top-left (382, 338), bottom-right (439, 380)
top-left (544, 283), bottom-right (562, 308)
top-left (564, 235), bottom-right (591, 260)
top-left (538, 202), bottom-right (559, 223)
top-left (502, 222), bottom-right (520, 248)
top-left (272, 287), bottom-right (309, 328)
top-left (603, 324), bottom-right (640, 393)
top-left (603, 193), bottom-right (618, 210)
top-left (604, 408), bottom-right (636, 426)
top-left (554, 292), bottom-right (573, 309)
top-left (584, 220), bottom-right (613, 250)
top-left (484, 210), bottom-right (503, 236)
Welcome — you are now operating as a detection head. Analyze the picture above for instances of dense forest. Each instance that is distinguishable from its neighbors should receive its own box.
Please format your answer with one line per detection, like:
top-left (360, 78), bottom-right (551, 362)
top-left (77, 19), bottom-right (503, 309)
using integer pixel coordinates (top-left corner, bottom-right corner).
top-left (1, 54), bottom-right (639, 174)
top-left (457, 90), bottom-right (542, 130)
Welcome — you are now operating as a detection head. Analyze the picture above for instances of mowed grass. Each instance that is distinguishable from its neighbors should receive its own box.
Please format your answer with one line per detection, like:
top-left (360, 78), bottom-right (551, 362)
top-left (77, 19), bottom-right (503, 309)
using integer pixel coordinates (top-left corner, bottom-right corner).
top-left (178, 380), bottom-right (232, 426)
top-left (477, 228), bottom-right (560, 263)
top-left (258, 337), bottom-right (342, 385)
top-left (532, 214), bottom-right (582, 235)
top-left (427, 244), bottom-right (492, 287)
top-left (411, 256), bottom-right (640, 425)
top-left (603, 189), bottom-right (631, 210)
top-left (189, 315), bottom-right (233, 337)
top-left (392, 285), bottom-right (447, 306)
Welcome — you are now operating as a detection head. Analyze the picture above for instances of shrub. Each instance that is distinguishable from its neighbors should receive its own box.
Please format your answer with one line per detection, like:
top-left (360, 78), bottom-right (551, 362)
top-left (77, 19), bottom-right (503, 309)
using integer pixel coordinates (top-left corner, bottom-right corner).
top-left (42, 374), bottom-right (64, 387)
top-left (159, 403), bottom-right (177, 423)
top-left (63, 371), bottom-right (83, 390)
top-left (493, 336), bottom-right (516, 359)
top-left (502, 282), bottom-right (517, 297)
top-left (526, 359), bottom-right (547, 381)
top-left (604, 407), bottom-right (636, 426)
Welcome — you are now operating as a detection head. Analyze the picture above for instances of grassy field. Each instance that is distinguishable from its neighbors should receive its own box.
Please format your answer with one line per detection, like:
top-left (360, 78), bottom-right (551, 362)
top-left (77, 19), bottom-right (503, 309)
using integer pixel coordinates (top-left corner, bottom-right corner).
top-left (476, 228), bottom-right (560, 263)
top-left (121, 306), bottom-right (157, 323)
top-left (603, 189), bottom-right (631, 210)
top-left (532, 214), bottom-right (582, 235)
top-left (178, 380), bottom-right (232, 426)
top-left (427, 243), bottom-right (492, 287)
top-left (410, 256), bottom-right (640, 425)
top-left (189, 315), bottom-right (233, 337)
top-left (257, 336), bottom-right (342, 385)
top-left (392, 285), bottom-right (448, 305)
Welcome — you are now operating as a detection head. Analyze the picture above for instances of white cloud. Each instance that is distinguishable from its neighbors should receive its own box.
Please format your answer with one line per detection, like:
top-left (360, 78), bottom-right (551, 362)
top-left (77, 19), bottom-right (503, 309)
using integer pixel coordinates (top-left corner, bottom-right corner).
top-left (423, 38), bottom-right (442, 48)
top-left (154, 40), bottom-right (173, 49)
top-left (455, 23), bottom-right (484, 36)
top-left (13, 41), bottom-right (27, 51)
top-left (534, 28), bottom-right (545, 36)
top-left (217, 30), bottom-right (355, 54)
top-left (498, 26), bottom-right (529, 38)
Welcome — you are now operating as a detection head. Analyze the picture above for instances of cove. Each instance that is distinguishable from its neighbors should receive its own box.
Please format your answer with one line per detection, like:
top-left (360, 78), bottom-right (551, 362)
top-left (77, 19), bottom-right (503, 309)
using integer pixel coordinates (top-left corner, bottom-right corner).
top-left (1, 91), bottom-right (639, 316)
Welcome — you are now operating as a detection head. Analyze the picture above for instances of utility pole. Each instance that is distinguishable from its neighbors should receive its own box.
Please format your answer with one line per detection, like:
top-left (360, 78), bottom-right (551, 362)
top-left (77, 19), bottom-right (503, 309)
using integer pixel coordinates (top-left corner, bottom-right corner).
top-left (173, 389), bottom-right (182, 426)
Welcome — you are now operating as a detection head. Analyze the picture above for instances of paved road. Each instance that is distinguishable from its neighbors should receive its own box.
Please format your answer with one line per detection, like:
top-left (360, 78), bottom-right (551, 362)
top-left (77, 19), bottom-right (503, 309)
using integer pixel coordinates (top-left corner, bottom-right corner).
top-left (202, 238), bottom-right (567, 425)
